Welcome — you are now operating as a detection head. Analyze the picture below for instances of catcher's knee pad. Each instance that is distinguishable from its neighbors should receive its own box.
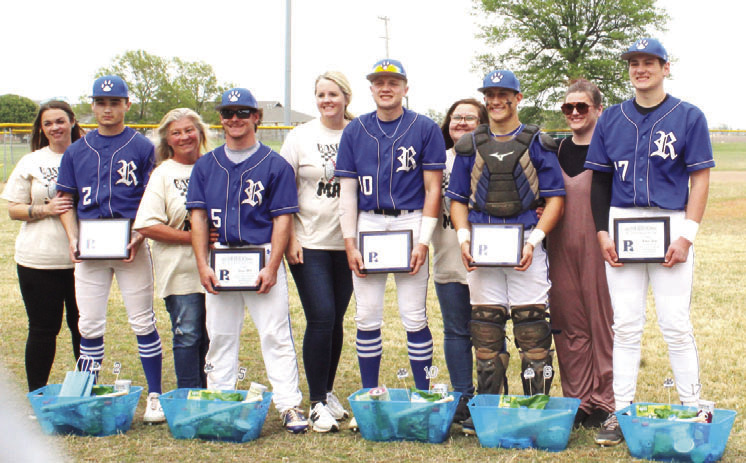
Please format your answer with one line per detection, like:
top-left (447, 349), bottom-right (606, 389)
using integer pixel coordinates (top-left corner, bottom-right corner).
top-left (512, 304), bottom-right (554, 395)
top-left (470, 305), bottom-right (509, 359)
top-left (471, 305), bottom-right (510, 395)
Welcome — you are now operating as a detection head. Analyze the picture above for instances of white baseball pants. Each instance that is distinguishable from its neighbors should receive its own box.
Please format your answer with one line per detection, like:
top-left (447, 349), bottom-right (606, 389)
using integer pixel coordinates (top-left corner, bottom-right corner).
top-left (75, 243), bottom-right (156, 338)
top-left (607, 207), bottom-right (699, 408)
top-left (204, 245), bottom-right (302, 412)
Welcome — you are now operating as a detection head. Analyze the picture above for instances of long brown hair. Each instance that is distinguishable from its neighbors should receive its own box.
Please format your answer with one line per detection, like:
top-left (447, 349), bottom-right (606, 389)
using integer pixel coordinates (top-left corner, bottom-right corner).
top-left (31, 100), bottom-right (84, 151)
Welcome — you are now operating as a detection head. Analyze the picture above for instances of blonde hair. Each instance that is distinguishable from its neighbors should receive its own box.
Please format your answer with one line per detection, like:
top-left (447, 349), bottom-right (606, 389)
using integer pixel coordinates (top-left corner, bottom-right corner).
top-left (315, 71), bottom-right (354, 121)
top-left (156, 108), bottom-right (210, 164)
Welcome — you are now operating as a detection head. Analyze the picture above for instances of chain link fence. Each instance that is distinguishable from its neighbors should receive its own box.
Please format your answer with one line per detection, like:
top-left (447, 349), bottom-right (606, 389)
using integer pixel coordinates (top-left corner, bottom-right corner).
top-left (0, 123), bottom-right (293, 182)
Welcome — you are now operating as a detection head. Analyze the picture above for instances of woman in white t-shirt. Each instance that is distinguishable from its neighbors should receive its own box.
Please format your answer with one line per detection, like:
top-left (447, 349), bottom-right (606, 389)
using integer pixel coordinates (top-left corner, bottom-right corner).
top-left (433, 99), bottom-right (488, 424)
top-left (2, 100), bottom-right (84, 392)
top-left (280, 71), bottom-right (354, 433)
top-left (134, 108), bottom-right (210, 388)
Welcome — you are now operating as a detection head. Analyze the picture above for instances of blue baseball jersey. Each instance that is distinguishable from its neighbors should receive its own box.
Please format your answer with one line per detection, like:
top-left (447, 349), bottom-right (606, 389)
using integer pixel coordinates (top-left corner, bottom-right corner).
top-left (446, 127), bottom-right (565, 228)
top-left (185, 144), bottom-right (299, 245)
top-left (56, 127), bottom-right (155, 219)
top-left (584, 96), bottom-right (714, 210)
top-left (335, 108), bottom-right (445, 210)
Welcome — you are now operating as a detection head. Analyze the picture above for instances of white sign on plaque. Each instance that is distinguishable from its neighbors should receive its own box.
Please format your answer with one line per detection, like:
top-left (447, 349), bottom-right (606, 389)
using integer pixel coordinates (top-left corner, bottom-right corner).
top-left (614, 217), bottom-right (670, 263)
top-left (470, 223), bottom-right (524, 267)
top-left (211, 248), bottom-right (264, 291)
top-left (77, 218), bottom-right (132, 260)
top-left (359, 230), bottom-right (413, 273)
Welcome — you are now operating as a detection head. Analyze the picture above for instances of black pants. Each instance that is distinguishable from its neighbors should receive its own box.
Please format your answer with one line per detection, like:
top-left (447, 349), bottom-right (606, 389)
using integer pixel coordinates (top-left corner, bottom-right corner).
top-left (17, 265), bottom-right (81, 391)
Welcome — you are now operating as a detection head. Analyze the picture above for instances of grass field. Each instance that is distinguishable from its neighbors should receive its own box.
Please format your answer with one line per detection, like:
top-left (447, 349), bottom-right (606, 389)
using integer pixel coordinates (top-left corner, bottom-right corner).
top-left (0, 162), bottom-right (744, 461)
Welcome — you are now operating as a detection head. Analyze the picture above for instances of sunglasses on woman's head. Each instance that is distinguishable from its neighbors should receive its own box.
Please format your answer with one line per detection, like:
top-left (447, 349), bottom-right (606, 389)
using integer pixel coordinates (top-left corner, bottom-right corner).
top-left (560, 102), bottom-right (591, 116)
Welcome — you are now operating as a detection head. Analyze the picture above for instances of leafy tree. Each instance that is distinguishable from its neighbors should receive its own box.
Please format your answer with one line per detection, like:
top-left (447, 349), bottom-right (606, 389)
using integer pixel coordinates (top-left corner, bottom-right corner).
top-left (473, 0), bottom-right (667, 123)
top-left (0, 94), bottom-right (38, 123)
top-left (98, 50), bottom-right (168, 122)
top-left (96, 51), bottom-right (230, 124)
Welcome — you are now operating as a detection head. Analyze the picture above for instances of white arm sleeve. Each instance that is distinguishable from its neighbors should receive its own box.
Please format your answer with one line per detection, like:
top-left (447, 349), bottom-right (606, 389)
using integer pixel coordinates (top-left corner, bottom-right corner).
top-left (339, 177), bottom-right (359, 239)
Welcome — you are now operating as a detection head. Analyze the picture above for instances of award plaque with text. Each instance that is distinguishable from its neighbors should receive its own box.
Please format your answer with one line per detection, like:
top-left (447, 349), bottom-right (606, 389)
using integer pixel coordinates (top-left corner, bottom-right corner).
top-left (470, 223), bottom-right (524, 267)
top-left (614, 217), bottom-right (670, 263)
top-left (211, 248), bottom-right (264, 291)
top-left (76, 218), bottom-right (132, 260)
top-left (359, 230), bottom-right (413, 274)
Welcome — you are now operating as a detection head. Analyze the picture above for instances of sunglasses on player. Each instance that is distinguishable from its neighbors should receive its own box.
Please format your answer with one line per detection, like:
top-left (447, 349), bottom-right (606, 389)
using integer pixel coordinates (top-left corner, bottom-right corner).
top-left (560, 102), bottom-right (591, 116)
top-left (220, 108), bottom-right (255, 119)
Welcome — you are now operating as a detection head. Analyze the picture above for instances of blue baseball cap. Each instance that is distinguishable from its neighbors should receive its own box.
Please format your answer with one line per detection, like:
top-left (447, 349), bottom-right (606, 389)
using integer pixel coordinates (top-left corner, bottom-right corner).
top-left (478, 70), bottom-right (520, 93)
top-left (366, 59), bottom-right (407, 81)
top-left (217, 88), bottom-right (258, 109)
top-left (91, 75), bottom-right (129, 98)
top-left (621, 38), bottom-right (668, 62)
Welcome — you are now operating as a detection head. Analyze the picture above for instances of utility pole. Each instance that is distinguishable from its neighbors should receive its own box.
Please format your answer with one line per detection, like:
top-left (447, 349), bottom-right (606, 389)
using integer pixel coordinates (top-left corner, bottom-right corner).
top-left (378, 16), bottom-right (390, 58)
top-left (284, 0), bottom-right (292, 126)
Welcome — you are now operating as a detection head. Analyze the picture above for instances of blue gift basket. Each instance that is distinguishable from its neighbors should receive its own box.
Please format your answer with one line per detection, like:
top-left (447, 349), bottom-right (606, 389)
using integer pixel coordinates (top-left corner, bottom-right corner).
top-left (160, 388), bottom-right (273, 443)
top-left (348, 388), bottom-right (461, 443)
top-left (27, 384), bottom-right (142, 436)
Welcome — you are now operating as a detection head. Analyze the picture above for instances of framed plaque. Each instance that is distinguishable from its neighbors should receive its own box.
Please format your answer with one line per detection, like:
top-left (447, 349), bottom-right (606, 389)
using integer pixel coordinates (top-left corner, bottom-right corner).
top-left (470, 223), bottom-right (524, 267)
top-left (614, 217), bottom-right (670, 263)
top-left (359, 230), bottom-right (413, 274)
top-left (210, 248), bottom-right (265, 291)
top-left (77, 218), bottom-right (132, 260)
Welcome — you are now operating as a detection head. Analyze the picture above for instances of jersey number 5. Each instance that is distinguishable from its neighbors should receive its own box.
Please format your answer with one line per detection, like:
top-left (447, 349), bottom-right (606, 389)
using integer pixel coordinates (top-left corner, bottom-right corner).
top-left (614, 161), bottom-right (629, 181)
top-left (210, 209), bottom-right (222, 228)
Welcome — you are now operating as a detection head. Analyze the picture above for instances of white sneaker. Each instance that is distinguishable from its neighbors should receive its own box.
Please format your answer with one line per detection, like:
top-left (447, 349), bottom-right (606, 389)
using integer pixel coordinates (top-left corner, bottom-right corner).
top-left (309, 402), bottom-right (339, 433)
top-left (326, 391), bottom-right (349, 420)
top-left (143, 392), bottom-right (166, 424)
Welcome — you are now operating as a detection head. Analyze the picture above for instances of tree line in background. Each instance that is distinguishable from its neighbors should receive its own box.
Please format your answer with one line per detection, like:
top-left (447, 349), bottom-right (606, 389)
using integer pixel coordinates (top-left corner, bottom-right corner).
top-left (2, 0), bottom-right (667, 129)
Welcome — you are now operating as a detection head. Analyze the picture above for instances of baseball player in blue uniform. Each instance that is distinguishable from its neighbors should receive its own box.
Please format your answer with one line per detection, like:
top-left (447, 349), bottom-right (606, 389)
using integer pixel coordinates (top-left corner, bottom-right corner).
top-left (446, 70), bottom-right (565, 428)
top-left (57, 75), bottom-right (164, 423)
top-left (336, 59), bottom-right (445, 392)
top-left (586, 38), bottom-right (714, 446)
top-left (186, 87), bottom-right (308, 434)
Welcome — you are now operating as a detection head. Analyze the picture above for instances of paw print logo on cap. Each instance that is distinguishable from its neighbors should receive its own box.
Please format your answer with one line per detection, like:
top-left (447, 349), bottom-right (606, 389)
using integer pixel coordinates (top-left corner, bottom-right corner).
top-left (101, 80), bottom-right (113, 92)
top-left (491, 72), bottom-right (503, 83)
top-left (228, 90), bottom-right (240, 102)
top-left (636, 39), bottom-right (649, 50)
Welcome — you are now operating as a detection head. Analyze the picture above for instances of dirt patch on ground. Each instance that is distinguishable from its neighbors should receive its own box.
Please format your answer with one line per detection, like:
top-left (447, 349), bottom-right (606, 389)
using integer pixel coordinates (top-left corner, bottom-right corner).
top-left (711, 171), bottom-right (746, 182)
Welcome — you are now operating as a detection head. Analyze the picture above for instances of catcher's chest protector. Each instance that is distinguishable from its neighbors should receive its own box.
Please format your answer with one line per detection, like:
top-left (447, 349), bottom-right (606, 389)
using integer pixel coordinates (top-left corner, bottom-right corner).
top-left (459, 124), bottom-right (541, 217)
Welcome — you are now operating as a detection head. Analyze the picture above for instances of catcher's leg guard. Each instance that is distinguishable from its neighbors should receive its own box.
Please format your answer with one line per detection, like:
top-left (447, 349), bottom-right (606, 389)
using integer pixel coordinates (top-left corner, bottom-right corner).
top-left (470, 305), bottom-right (510, 395)
top-left (511, 304), bottom-right (554, 395)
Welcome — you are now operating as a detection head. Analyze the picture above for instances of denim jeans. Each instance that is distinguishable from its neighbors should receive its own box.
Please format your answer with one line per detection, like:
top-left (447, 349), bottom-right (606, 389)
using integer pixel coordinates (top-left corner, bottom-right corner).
top-left (435, 282), bottom-right (475, 397)
top-left (164, 293), bottom-right (209, 388)
top-left (289, 248), bottom-right (352, 402)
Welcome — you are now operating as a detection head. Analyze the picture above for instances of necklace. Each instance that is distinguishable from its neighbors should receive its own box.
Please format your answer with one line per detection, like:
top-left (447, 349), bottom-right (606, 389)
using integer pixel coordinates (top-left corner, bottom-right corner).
top-left (376, 114), bottom-right (404, 139)
top-left (491, 123), bottom-right (524, 138)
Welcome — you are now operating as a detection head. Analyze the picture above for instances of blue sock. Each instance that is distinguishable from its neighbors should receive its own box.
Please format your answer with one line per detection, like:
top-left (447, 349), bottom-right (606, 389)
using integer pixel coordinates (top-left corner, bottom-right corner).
top-left (356, 329), bottom-right (382, 388)
top-left (407, 327), bottom-right (434, 390)
top-left (79, 336), bottom-right (104, 382)
top-left (137, 330), bottom-right (162, 394)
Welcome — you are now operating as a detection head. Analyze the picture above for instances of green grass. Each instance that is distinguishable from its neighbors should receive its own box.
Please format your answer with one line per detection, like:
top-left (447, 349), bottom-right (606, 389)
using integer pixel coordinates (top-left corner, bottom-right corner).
top-left (711, 142), bottom-right (746, 171)
top-left (0, 153), bottom-right (744, 462)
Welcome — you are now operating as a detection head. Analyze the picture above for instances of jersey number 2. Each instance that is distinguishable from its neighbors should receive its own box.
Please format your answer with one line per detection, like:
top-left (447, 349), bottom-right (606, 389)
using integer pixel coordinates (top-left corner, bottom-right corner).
top-left (82, 187), bottom-right (92, 205)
